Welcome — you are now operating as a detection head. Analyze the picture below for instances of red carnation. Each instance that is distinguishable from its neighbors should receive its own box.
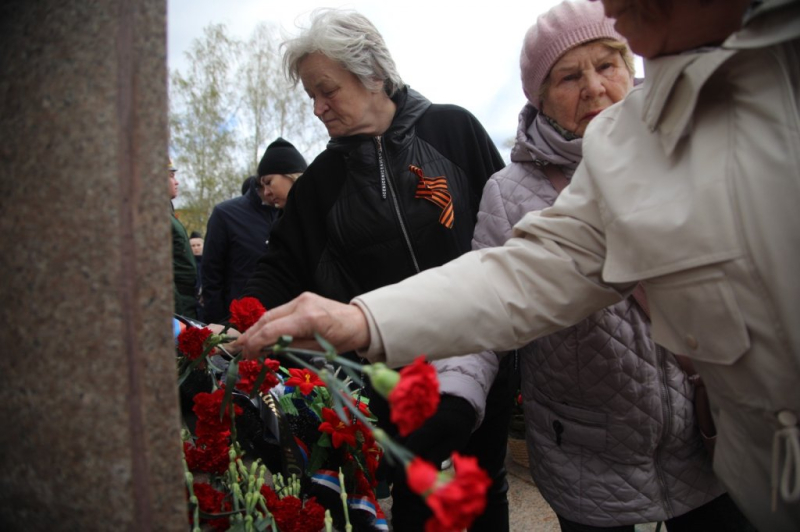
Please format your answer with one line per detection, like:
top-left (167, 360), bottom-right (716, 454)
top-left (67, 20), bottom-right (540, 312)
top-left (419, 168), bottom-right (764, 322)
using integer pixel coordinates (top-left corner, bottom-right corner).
top-left (177, 326), bottom-right (213, 361)
top-left (296, 500), bottom-right (327, 532)
top-left (236, 358), bottom-right (281, 396)
top-left (318, 407), bottom-right (358, 449)
top-left (424, 453), bottom-right (491, 532)
top-left (271, 495), bottom-right (302, 531)
top-left (407, 456), bottom-right (440, 496)
top-left (192, 388), bottom-right (242, 435)
top-left (260, 485), bottom-right (281, 508)
top-left (261, 486), bottom-right (326, 532)
top-left (228, 297), bottom-right (266, 332)
top-left (192, 482), bottom-right (231, 531)
top-left (389, 356), bottom-right (440, 436)
top-left (183, 437), bottom-right (230, 475)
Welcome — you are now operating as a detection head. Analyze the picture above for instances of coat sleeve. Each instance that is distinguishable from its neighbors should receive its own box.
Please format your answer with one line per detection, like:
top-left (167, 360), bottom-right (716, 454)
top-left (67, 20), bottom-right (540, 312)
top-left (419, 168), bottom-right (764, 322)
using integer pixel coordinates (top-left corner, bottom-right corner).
top-left (201, 208), bottom-right (231, 324)
top-left (354, 160), bottom-right (630, 367)
top-left (432, 351), bottom-right (499, 428)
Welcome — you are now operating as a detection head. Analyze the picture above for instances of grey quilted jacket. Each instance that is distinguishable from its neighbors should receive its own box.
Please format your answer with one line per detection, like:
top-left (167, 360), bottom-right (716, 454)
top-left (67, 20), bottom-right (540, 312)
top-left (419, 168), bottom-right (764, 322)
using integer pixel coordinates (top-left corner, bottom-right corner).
top-left (472, 104), bottom-right (725, 526)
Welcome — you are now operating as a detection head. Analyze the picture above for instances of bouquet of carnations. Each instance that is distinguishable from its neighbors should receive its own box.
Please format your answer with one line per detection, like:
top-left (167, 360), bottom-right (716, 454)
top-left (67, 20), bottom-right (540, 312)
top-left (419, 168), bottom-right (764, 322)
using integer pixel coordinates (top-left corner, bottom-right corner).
top-left (175, 297), bottom-right (491, 532)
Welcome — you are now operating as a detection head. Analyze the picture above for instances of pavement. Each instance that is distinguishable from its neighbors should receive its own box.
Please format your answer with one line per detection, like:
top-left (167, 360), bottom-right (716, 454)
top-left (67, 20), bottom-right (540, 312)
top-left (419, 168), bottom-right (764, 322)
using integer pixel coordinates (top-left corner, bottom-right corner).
top-left (505, 450), bottom-right (561, 531)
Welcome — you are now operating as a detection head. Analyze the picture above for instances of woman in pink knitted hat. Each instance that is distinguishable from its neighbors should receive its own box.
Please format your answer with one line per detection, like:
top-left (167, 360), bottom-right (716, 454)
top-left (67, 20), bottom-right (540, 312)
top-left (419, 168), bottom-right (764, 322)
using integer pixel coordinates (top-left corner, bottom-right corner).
top-left (239, 0), bottom-right (800, 528)
top-left (471, 1), bottom-right (753, 531)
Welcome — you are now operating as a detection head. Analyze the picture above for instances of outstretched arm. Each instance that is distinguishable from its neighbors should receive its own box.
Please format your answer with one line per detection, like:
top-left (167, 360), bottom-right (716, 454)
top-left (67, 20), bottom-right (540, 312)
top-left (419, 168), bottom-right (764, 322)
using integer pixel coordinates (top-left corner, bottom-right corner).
top-left (237, 292), bottom-right (371, 359)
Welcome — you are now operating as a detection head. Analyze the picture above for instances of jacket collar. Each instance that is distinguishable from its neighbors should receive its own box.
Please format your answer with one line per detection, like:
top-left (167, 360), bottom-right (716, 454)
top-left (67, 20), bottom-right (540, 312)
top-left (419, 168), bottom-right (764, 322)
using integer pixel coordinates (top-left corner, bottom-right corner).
top-left (510, 104), bottom-right (538, 164)
top-left (641, 0), bottom-right (799, 156)
top-left (641, 50), bottom-right (735, 157)
top-left (511, 103), bottom-right (583, 175)
top-left (326, 86), bottom-right (432, 153)
top-left (246, 183), bottom-right (263, 208)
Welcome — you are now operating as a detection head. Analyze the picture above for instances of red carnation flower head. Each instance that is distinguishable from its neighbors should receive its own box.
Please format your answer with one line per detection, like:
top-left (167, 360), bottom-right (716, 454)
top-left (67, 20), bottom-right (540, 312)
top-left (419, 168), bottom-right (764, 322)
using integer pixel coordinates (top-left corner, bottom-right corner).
top-left (191, 482), bottom-right (231, 531)
top-left (318, 407), bottom-right (358, 449)
top-left (260, 485), bottom-right (280, 507)
top-left (406, 456), bottom-right (440, 496)
top-left (192, 388), bottom-right (242, 434)
top-left (388, 355), bottom-right (440, 436)
top-left (285, 368), bottom-right (326, 396)
top-left (262, 487), bottom-right (326, 532)
top-left (419, 452), bottom-right (492, 532)
top-left (177, 326), bottom-right (213, 361)
top-left (296, 498), bottom-right (326, 532)
top-left (236, 358), bottom-right (281, 396)
top-left (183, 437), bottom-right (230, 475)
top-left (229, 297), bottom-right (266, 332)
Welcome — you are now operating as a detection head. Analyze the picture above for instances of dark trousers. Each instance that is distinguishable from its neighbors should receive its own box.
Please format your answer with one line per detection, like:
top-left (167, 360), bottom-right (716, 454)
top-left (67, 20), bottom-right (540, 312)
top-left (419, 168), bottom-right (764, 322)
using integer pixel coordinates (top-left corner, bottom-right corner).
top-left (463, 354), bottom-right (515, 532)
top-left (373, 355), bottom-right (515, 532)
top-left (556, 493), bottom-right (758, 532)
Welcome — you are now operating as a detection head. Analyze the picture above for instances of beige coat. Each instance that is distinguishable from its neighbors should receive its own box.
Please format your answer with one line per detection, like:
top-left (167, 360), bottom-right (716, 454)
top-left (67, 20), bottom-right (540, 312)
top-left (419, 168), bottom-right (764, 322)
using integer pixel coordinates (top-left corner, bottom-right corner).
top-left (355, 1), bottom-right (800, 529)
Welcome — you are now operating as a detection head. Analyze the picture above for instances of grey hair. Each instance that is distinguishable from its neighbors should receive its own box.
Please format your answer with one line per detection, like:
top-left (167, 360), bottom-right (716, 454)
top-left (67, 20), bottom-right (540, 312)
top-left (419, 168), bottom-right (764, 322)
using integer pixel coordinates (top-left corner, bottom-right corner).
top-left (282, 8), bottom-right (404, 97)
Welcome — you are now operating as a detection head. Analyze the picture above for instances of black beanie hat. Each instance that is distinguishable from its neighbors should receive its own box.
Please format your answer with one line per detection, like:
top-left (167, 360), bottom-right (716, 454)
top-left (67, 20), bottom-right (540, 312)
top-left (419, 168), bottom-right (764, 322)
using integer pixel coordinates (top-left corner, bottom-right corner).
top-left (257, 137), bottom-right (308, 178)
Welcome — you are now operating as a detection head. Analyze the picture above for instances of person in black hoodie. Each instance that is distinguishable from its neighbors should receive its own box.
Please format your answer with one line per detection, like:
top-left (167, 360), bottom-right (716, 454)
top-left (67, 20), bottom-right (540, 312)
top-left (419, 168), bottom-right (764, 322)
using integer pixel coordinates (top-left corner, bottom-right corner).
top-left (202, 139), bottom-right (307, 323)
top-left (239, 9), bottom-right (513, 531)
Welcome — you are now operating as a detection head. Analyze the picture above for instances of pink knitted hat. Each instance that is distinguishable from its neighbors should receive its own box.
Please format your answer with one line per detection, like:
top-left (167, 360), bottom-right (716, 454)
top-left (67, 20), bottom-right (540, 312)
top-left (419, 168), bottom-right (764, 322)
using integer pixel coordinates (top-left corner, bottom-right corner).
top-left (520, 0), bottom-right (625, 108)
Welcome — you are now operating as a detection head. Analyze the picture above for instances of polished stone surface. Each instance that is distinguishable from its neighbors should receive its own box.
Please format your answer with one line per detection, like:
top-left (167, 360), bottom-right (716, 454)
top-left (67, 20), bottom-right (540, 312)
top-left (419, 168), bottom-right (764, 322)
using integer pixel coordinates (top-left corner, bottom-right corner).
top-left (0, 0), bottom-right (185, 528)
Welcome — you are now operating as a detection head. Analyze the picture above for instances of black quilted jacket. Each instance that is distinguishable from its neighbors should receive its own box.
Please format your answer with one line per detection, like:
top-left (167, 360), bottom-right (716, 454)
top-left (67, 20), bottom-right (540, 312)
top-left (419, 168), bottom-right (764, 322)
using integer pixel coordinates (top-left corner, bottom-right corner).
top-left (244, 87), bottom-right (504, 308)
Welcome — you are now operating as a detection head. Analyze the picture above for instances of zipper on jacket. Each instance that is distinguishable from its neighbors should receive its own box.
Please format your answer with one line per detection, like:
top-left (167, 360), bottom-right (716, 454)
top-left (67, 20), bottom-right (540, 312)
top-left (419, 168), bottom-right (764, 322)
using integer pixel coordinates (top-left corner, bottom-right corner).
top-left (374, 136), bottom-right (421, 273)
top-left (654, 344), bottom-right (676, 518)
top-left (375, 136), bottom-right (388, 200)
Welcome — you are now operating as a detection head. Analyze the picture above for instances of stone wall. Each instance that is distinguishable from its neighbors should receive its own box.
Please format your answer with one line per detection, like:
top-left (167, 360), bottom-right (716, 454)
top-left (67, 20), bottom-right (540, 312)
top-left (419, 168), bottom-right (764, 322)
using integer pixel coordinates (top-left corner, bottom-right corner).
top-left (0, 0), bottom-right (186, 529)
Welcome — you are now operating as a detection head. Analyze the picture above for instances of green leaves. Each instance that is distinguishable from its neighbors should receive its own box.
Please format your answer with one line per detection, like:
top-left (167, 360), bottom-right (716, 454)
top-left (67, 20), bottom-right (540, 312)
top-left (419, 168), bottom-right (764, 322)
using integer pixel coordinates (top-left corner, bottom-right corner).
top-left (168, 22), bottom-right (328, 235)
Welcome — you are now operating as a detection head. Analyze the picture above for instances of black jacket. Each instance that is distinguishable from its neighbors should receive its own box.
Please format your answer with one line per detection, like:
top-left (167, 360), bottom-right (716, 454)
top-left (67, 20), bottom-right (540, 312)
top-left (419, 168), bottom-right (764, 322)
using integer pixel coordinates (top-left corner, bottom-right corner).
top-left (244, 87), bottom-right (504, 308)
top-left (202, 184), bottom-right (279, 323)
top-left (171, 204), bottom-right (198, 318)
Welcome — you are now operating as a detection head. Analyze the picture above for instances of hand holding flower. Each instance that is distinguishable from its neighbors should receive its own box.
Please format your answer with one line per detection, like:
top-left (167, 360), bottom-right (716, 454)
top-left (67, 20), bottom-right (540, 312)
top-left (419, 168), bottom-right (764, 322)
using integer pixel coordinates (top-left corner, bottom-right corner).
top-left (236, 292), bottom-right (370, 359)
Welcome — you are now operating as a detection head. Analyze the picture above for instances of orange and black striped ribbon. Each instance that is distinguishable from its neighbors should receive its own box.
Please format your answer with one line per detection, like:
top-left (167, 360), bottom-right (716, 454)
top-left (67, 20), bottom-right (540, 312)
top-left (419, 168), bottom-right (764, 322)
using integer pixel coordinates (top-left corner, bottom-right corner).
top-left (409, 165), bottom-right (454, 228)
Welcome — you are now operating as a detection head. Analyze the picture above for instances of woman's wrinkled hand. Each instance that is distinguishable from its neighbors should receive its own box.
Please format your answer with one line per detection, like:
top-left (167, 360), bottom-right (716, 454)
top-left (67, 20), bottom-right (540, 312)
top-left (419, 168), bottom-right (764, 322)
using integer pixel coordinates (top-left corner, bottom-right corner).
top-left (235, 292), bottom-right (370, 359)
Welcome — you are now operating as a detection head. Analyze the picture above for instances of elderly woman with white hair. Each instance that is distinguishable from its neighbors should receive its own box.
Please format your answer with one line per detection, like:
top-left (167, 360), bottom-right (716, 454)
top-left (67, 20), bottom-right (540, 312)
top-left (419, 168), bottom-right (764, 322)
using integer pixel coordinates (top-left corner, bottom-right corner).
top-left (241, 8), bottom-right (511, 531)
top-left (240, 0), bottom-right (800, 528)
top-left (471, 1), bottom-right (755, 531)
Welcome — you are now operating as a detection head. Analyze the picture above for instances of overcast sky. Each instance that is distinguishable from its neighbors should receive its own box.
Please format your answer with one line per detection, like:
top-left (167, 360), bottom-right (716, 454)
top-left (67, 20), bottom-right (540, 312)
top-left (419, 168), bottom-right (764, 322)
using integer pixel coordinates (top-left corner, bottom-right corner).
top-left (167, 0), bottom-right (640, 162)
